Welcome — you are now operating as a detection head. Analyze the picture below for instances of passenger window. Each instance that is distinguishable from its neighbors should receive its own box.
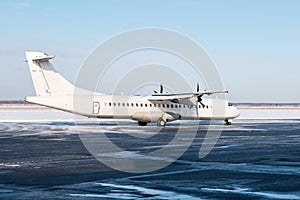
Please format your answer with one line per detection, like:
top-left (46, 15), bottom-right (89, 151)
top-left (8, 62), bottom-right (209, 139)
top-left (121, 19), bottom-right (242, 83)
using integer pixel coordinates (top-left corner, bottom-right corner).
top-left (113, 103), bottom-right (116, 106)
top-left (145, 104), bottom-right (147, 107)
top-left (131, 103), bottom-right (134, 107)
top-left (166, 104), bottom-right (169, 108)
top-left (127, 103), bottom-right (129, 107)
top-left (149, 104), bottom-right (152, 107)
top-left (140, 103), bottom-right (143, 107)
top-left (118, 103), bottom-right (121, 106)
top-left (136, 103), bottom-right (138, 107)
top-left (109, 102), bottom-right (112, 106)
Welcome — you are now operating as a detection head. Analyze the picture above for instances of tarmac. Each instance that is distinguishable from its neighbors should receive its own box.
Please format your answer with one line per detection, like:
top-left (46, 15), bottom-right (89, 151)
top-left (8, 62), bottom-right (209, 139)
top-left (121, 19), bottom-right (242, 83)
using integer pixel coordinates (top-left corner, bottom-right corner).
top-left (1, 119), bottom-right (300, 199)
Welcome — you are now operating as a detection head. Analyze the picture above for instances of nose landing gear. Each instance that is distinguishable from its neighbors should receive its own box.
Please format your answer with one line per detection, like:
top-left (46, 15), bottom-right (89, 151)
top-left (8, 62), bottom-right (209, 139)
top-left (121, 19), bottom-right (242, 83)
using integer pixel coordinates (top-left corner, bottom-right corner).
top-left (157, 118), bottom-right (166, 127)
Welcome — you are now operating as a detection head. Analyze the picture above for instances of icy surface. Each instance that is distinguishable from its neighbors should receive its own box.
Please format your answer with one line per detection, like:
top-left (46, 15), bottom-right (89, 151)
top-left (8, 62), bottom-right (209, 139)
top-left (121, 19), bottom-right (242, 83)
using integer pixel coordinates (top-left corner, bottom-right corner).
top-left (1, 106), bottom-right (300, 199)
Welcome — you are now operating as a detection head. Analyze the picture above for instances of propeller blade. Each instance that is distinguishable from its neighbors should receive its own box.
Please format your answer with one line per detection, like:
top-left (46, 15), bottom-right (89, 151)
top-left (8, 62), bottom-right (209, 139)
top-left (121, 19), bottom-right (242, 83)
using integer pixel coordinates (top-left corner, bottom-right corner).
top-left (160, 83), bottom-right (163, 93)
top-left (200, 101), bottom-right (205, 108)
top-left (197, 95), bottom-right (202, 102)
top-left (195, 85), bottom-right (200, 117)
top-left (197, 95), bottom-right (205, 108)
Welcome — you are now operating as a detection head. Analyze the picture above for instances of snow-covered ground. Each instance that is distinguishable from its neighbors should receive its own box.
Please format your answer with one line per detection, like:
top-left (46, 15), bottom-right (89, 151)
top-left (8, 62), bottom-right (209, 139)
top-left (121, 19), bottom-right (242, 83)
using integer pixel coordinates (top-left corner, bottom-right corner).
top-left (0, 104), bottom-right (299, 122)
top-left (0, 109), bottom-right (78, 122)
top-left (238, 109), bottom-right (300, 119)
top-left (1, 105), bottom-right (300, 200)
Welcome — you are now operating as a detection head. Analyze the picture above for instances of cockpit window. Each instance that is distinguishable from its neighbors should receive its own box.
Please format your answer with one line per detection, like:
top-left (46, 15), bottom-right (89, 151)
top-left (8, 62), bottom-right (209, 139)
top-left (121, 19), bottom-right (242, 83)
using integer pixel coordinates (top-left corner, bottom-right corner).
top-left (228, 102), bottom-right (233, 106)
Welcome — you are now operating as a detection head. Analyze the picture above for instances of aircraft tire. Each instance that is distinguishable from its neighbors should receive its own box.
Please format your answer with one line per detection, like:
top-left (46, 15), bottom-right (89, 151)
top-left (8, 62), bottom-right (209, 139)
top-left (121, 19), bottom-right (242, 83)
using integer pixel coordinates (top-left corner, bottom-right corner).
top-left (225, 119), bottom-right (232, 125)
top-left (157, 118), bottom-right (166, 127)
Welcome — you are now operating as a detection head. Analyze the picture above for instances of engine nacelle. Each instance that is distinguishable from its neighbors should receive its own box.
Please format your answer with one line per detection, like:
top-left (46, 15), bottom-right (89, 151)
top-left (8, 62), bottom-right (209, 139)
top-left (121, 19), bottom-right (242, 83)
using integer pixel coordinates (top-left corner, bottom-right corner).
top-left (131, 111), bottom-right (181, 123)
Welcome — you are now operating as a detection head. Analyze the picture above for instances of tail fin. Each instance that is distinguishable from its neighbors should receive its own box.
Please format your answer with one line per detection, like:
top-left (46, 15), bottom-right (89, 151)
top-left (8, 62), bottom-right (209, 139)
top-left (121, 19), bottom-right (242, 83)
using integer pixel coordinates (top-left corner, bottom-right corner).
top-left (25, 51), bottom-right (74, 96)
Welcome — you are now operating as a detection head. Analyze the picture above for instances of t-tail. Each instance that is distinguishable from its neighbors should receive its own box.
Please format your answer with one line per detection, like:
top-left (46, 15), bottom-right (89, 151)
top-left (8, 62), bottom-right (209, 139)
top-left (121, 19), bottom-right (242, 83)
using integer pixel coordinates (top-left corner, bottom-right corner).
top-left (25, 51), bottom-right (75, 96)
top-left (25, 51), bottom-right (79, 114)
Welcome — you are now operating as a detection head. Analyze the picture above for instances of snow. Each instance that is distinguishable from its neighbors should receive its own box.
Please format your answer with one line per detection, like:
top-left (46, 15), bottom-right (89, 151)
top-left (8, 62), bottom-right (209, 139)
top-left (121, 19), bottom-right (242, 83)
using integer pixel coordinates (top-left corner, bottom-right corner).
top-left (238, 109), bottom-right (300, 119)
top-left (0, 104), bottom-right (299, 122)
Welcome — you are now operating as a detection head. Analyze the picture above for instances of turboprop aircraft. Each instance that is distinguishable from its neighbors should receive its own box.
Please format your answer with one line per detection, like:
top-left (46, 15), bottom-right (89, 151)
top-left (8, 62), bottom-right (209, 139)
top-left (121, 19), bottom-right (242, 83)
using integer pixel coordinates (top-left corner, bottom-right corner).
top-left (25, 51), bottom-right (240, 126)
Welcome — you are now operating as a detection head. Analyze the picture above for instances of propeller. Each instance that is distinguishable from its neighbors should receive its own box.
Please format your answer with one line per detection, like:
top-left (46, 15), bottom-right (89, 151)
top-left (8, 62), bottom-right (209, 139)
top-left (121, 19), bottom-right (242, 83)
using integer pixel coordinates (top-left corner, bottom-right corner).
top-left (153, 83), bottom-right (164, 94)
top-left (195, 82), bottom-right (206, 117)
top-left (197, 95), bottom-right (205, 108)
top-left (195, 82), bottom-right (205, 107)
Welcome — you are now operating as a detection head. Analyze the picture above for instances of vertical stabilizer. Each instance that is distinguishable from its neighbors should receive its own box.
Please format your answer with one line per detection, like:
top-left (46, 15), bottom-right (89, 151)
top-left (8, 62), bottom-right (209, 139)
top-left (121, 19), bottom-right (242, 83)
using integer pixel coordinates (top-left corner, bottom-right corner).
top-left (25, 51), bottom-right (74, 96)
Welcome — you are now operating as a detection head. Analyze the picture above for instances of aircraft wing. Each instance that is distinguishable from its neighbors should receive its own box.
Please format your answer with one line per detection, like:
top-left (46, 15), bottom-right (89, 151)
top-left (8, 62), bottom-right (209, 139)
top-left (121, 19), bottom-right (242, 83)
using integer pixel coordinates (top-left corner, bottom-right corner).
top-left (148, 93), bottom-right (194, 103)
top-left (148, 91), bottom-right (228, 105)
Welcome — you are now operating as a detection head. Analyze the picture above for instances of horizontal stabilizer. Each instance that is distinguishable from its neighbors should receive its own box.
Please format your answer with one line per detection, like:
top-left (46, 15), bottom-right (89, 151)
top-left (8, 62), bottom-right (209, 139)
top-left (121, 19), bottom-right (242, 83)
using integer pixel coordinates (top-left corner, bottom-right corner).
top-left (31, 55), bottom-right (55, 62)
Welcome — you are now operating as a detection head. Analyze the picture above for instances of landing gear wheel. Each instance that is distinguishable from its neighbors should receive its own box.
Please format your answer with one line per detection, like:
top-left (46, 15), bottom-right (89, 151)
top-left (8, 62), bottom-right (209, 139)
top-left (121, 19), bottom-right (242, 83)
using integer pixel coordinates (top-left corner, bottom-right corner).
top-left (225, 119), bottom-right (232, 125)
top-left (157, 118), bottom-right (166, 127)
top-left (138, 121), bottom-right (147, 126)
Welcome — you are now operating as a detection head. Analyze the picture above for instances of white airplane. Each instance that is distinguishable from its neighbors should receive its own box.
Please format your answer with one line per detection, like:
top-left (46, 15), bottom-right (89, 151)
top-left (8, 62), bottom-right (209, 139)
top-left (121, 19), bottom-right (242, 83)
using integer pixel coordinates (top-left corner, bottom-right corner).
top-left (25, 51), bottom-right (240, 126)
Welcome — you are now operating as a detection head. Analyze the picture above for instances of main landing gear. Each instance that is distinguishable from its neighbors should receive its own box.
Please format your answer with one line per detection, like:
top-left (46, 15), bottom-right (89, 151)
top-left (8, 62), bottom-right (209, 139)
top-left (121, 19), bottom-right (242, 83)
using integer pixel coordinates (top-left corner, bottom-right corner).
top-left (138, 121), bottom-right (147, 126)
top-left (137, 118), bottom-right (167, 127)
top-left (138, 118), bottom-right (167, 127)
top-left (225, 119), bottom-right (232, 125)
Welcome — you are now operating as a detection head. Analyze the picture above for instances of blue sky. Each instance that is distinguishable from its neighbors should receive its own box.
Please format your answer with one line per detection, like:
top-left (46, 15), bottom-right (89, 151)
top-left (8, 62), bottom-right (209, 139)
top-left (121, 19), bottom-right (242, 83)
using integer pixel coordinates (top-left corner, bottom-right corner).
top-left (1, 0), bottom-right (299, 102)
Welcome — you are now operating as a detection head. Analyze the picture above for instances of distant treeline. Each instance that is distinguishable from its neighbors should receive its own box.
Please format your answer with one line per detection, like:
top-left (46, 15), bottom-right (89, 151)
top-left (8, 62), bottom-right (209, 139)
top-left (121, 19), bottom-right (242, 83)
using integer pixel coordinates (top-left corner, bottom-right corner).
top-left (233, 103), bottom-right (300, 106)
top-left (0, 100), bottom-right (32, 104)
